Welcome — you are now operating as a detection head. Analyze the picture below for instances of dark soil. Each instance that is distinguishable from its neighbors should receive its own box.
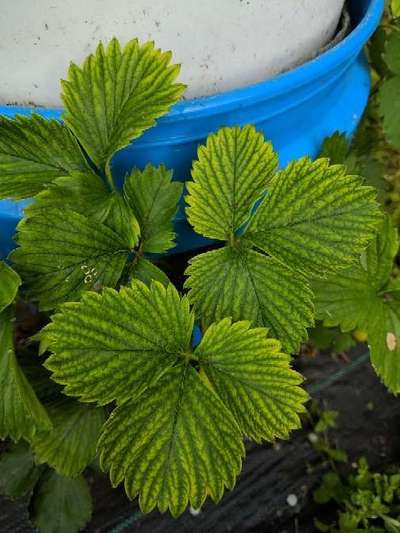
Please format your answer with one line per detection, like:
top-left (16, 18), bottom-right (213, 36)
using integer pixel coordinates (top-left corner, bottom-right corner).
top-left (2, 345), bottom-right (400, 533)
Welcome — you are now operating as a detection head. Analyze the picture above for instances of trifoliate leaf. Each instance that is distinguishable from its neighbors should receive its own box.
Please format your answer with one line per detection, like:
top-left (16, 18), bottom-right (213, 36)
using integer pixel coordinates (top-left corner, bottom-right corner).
top-left (31, 471), bottom-right (92, 533)
top-left (186, 125), bottom-right (278, 241)
top-left (0, 442), bottom-right (45, 498)
top-left (0, 308), bottom-right (51, 441)
top-left (98, 364), bottom-right (244, 517)
top-left (32, 399), bottom-right (105, 477)
top-left (61, 38), bottom-right (185, 172)
top-left (314, 216), bottom-right (398, 331)
top-left (314, 216), bottom-right (400, 393)
top-left (25, 171), bottom-right (112, 221)
top-left (0, 261), bottom-right (21, 312)
top-left (124, 165), bottom-right (182, 253)
top-left (185, 245), bottom-right (314, 353)
top-left (195, 318), bottom-right (308, 441)
top-left (0, 114), bottom-right (89, 200)
top-left (319, 132), bottom-right (350, 165)
top-left (379, 76), bottom-right (400, 149)
top-left (44, 282), bottom-right (194, 404)
top-left (246, 158), bottom-right (380, 277)
top-left (10, 208), bottom-right (130, 310)
top-left (45, 279), bottom-right (307, 515)
top-left (385, 30), bottom-right (400, 75)
top-left (129, 256), bottom-right (169, 287)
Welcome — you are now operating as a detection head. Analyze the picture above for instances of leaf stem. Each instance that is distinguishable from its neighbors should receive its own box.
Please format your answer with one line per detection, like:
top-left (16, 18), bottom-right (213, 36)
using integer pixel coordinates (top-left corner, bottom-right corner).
top-left (117, 243), bottom-right (144, 288)
top-left (105, 160), bottom-right (116, 192)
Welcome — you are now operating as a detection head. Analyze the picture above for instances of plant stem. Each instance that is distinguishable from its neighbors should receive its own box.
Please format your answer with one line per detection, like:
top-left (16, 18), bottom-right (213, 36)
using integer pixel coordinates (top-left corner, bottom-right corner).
top-left (105, 160), bottom-right (116, 192)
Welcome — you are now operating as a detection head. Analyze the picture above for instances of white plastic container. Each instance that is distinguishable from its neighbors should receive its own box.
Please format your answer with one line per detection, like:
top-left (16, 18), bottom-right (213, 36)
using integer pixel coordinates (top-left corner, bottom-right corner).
top-left (0, 0), bottom-right (345, 105)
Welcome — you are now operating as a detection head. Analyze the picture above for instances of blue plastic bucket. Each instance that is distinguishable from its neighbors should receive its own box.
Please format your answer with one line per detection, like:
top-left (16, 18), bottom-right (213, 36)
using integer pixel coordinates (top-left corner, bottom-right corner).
top-left (0, 0), bottom-right (384, 258)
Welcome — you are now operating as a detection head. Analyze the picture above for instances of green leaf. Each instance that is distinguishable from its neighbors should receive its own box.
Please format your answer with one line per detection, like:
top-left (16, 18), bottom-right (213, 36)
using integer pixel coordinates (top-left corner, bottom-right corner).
top-left (61, 38), bottom-right (185, 172)
top-left (98, 364), bottom-right (244, 517)
top-left (0, 261), bottom-right (21, 312)
top-left (246, 158), bottom-right (380, 277)
top-left (25, 171), bottom-right (112, 221)
top-left (319, 132), bottom-right (350, 165)
top-left (31, 471), bottom-right (92, 533)
top-left (17, 349), bottom-right (62, 403)
top-left (314, 216), bottom-right (400, 393)
top-left (44, 282), bottom-right (194, 404)
top-left (124, 165), bottom-right (183, 253)
top-left (314, 472), bottom-right (345, 505)
top-left (27, 174), bottom-right (140, 249)
top-left (32, 399), bottom-right (105, 477)
top-left (308, 326), bottom-right (356, 353)
top-left (379, 76), bottom-right (400, 149)
top-left (384, 30), bottom-right (400, 75)
top-left (105, 192), bottom-right (140, 249)
top-left (185, 245), bottom-right (314, 353)
top-left (186, 125), bottom-right (278, 241)
top-left (0, 308), bottom-right (51, 441)
top-left (10, 208), bottom-right (130, 310)
top-left (0, 442), bottom-right (45, 498)
top-left (368, 26), bottom-right (389, 78)
top-left (392, 0), bottom-right (400, 17)
top-left (195, 318), bottom-right (308, 441)
top-left (0, 114), bottom-right (89, 200)
top-left (314, 216), bottom-right (398, 331)
top-left (129, 257), bottom-right (170, 286)
top-left (368, 302), bottom-right (400, 394)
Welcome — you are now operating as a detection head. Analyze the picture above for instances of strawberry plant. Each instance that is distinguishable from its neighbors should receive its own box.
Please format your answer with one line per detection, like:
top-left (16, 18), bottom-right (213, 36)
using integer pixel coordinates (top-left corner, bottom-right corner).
top-left (0, 37), bottom-right (383, 529)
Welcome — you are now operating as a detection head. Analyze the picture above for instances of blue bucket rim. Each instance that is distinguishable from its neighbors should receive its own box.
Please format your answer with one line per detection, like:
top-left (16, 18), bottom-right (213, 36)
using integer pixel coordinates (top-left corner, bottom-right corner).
top-left (0, 0), bottom-right (384, 122)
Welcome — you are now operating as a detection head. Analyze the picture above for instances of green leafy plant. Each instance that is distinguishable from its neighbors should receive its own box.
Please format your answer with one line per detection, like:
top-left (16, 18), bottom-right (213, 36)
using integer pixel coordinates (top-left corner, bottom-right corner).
top-left (311, 400), bottom-right (400, 533)
top-left (308, 403), bottom-right (348, 465)
top-left (0, 36), bottom-right (382, 526)
top-left (0, 442), bottom-right (92, 533)
top-left (314, 458), bottom-right (400, 532)
top-left (314, 215), bottom-right (400, 393)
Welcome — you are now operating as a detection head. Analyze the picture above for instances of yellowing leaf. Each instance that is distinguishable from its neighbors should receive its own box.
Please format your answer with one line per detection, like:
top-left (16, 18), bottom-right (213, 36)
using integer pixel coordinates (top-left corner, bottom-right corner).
top-left (246, 158), bottom-right (380, 277)
top-left (98, 364), bottom-right (244, 517)
top-left (10, 208), bottom-right (130, 310)
top-left (392, 0), bottom-right (400, 18)
top-left (44, 282), bottom-right (194, 404)
top-left (26, 171), bottom-right (113, 222)
top-left (196, 318), bottom-right (308, 441)
top-left (124, 165), bottom-right (183, 253)
top-left (61, 38), bottom-right (185, 172)
top-left (186, 125), bottom-right (278, 241)
top-left (185, 245), bottom-right (314, 353)
top-left (0, 114), bottom-right (89, 200)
